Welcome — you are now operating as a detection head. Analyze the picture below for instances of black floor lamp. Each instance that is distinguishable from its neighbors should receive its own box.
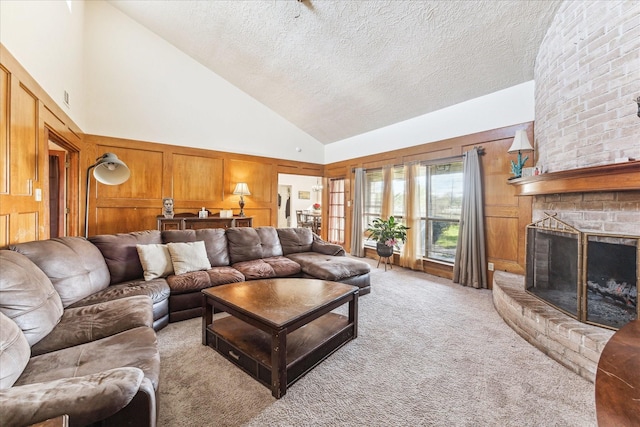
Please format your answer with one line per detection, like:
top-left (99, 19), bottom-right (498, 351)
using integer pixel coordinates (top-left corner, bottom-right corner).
top-left (85, 153), bottom-right (130, 237)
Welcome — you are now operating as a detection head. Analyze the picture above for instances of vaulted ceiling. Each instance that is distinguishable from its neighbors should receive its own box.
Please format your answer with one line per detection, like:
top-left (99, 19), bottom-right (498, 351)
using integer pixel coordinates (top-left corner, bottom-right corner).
top-left (108, 0), bottom-right (562, 144)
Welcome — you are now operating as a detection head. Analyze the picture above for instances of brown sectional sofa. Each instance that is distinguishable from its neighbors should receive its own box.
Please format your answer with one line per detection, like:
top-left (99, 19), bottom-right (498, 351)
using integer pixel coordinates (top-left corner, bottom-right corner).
top-left (92, 226), bottom-right (371, 322)
top-left (0, 226), bottom-right (370, 426)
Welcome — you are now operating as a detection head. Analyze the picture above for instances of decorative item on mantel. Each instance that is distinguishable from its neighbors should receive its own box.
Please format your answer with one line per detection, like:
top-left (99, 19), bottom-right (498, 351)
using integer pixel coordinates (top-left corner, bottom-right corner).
top-left (508, 130), bottom-right (534, 179)
top-left (233, 183), bottom-right (250, 217)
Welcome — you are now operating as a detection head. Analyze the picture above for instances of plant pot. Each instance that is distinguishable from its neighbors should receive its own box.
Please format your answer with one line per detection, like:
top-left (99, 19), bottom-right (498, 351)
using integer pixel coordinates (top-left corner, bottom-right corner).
top-left (376, 242), bottom-right (394, 257)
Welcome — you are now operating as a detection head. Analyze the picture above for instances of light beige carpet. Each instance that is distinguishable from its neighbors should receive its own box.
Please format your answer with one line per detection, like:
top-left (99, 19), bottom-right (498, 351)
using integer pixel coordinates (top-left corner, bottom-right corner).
top-left (157, 258), bottom-right (596, 426)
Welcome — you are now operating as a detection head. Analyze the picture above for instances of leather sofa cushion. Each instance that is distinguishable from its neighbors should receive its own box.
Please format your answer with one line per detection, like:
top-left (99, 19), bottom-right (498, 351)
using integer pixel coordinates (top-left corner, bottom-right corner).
top-left (277, 228), bottom-right (314, 255)
top-left (10, 237), bottom-right (110, 307)
top-left (166, 267), bottom-right (245, 294)
top-left (15, 326), bottom-right (160, 396)
top-left (232, 256), bottom-right (301, 280)
top-left (30, 295), bottom-right (154, 357)
top-left (286, 252), bottom-right (371, 281)
top-left (0, 250), bottom-right (63, 346)
top-left (67, 278), bottom-right (170, 309)
top-left (226, 228), bottom-right (263, 263)
top-left (0, 311), bottom-right (30, 389)
top-left (162, 229), bottom-right (230, 267)
top-left (90, 230), bottom-right (162, 285)
top-left (255, 227), bottom-right (284, 258)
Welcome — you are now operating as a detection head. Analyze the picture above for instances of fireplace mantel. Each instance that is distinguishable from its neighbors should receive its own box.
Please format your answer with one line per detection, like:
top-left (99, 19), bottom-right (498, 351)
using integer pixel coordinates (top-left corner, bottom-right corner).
top-left (508, 161), bottom-right (640, 196)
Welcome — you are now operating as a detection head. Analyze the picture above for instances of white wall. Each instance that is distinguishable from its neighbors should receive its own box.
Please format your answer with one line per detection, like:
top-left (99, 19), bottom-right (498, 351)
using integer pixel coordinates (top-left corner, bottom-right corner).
top-left (0, 0), bottom-right (86, 129)
top-left (82, 1), bottom-right (323, 163)
top-left (324, 81), bottom-right (536, 164)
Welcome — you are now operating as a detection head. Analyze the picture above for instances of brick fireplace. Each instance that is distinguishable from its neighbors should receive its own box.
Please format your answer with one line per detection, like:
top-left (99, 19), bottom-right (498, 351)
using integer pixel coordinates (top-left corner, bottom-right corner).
top-left (493, 0), bottom-right (639, 382)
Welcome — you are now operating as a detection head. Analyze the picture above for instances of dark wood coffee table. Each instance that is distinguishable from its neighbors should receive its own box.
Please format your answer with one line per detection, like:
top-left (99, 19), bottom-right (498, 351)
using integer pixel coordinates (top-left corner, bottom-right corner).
top-left (201, 278), bottom-right (358, 398)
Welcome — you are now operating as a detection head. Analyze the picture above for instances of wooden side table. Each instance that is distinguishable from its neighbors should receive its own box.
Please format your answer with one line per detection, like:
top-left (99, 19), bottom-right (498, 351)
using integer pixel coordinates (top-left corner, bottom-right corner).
top-left (29, 415), bottom-right (69, 427)
top-left (595, 319), bottom-right (640, 427)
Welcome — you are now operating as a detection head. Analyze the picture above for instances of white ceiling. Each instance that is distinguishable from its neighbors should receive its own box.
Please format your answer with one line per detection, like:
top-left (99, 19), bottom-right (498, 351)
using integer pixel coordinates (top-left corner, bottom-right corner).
top-left (108, 0), bottom-right (562, 144)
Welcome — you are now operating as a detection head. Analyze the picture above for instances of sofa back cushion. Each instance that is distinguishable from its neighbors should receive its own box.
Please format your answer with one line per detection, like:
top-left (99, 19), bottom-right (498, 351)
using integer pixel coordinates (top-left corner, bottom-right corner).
top-left (0, 311), bottom-right (30, 389)
top-left (0, 250), bottom-right (63, 346)
top-left (255, 227), bottom-right (283, 258)
top-left (10, 237), bottom-right (110, 307)
top-left (162, 229), bottom-right (229, 267)
top-left (90, 230), bottom-right (162, 285)
top-left (277, 228), bottom-right (314, 255)
top-left (226, 228), bottom-right (263, 264)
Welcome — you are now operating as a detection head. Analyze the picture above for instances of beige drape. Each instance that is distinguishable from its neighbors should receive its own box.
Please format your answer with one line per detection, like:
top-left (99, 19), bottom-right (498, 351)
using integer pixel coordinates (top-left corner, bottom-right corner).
top-left (350, 168), bottom-right (365, 257)
top-left (381, 165), bottom-right (394, 219)
top-left (400, 163), bottom-right (422, 270)
top-left (453, 148), bottom-right (487, 288)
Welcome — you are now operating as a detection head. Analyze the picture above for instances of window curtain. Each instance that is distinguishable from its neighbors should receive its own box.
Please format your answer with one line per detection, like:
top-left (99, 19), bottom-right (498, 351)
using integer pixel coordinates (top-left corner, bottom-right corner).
top-left (400, 163), bottom-right (422, 270)
top-left (350, 168), bottom-right (365, 257)
top-left (381, 165), bottom-right (394, 219)
top-left (453, 148), bottom-right (487, 288)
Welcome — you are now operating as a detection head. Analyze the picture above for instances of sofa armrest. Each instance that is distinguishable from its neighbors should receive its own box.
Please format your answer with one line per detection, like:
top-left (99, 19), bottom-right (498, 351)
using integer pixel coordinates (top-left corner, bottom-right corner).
top-left (312, 235), bottom-right (346, 256)
top-left (0, 367), bottom-right (145, 427)
top-left (31, 295), bottom-right (153, 356)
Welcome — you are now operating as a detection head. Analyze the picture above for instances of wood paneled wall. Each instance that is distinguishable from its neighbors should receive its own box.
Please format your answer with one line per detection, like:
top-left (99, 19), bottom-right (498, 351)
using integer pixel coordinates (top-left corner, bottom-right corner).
top-left (84, 134), bottom-right (323, 235)
top-left (324, 123), bottom-right (533, 286)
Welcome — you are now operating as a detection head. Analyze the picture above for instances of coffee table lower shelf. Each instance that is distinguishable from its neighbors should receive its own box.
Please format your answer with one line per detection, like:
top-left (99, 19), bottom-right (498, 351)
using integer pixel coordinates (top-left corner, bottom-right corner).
top-left (205, 313), bottom-right (353, 395)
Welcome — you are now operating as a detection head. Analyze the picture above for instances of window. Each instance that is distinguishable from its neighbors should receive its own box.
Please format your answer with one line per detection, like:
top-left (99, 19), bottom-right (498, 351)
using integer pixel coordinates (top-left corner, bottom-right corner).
top-left (328, 178), bottom-right (345, 244)
top-left (425, 162), bottom-right (463, 262)
top-left (364, 167), bottom-right (405, 247)
top-left (362, 160), bottom-right (463, 263)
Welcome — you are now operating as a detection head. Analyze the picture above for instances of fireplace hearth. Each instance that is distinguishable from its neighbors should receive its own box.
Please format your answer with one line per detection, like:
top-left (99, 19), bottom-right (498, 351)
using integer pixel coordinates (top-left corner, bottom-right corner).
top-left (525, 213), bottom-right (639, 330)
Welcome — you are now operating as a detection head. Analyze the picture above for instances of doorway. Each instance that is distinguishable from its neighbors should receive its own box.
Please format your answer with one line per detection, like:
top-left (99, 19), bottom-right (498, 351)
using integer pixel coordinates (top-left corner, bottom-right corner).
top-left (277, 185), bottom-right (292, 228)
top-left (46, 129), bottom-right (79, 238)
top-left (48, 147), bottom-right (66, 237)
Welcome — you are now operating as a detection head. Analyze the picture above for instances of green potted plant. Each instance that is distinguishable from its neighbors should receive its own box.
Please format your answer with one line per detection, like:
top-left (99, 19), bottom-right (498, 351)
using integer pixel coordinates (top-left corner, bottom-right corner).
top-left (365, 216), bottom-right (409, 257)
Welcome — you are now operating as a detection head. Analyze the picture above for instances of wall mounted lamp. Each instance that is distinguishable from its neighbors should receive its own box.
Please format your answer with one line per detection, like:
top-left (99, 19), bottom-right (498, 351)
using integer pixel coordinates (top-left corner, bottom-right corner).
top-left (233, 182), bottom-right (251, 217)
top-left (508, 130), bottom-right (534, 179)
top-left (85, 153), bottom-right (130, 237)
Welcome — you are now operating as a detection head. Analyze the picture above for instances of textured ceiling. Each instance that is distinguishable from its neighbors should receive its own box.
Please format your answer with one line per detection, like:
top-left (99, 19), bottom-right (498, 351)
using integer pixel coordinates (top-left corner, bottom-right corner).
top-left (108, 0), bottom-right (562, 144)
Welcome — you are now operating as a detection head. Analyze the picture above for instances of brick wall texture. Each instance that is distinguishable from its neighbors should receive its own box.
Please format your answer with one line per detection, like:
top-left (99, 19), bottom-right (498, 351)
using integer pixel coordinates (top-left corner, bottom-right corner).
top-left (533, 1), bottom-right (640, 236)
top-left (534, 0), bottom-right (640, 172)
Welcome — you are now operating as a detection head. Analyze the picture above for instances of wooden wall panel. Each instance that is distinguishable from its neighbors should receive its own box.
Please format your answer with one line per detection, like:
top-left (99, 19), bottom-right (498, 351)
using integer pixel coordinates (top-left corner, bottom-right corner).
top-left (0, 66), bottom-right (8, 194)
top-left (17, 212), bottom-right (38, 243)
top-left (173, 154), bottom-right (223, 202)
top-left (10, 82), bottom-right (38, 196)
top-left (96, 146), bottom-right (163, 200)
top-left (243, 208), bottom-right (271, 228)
top-left (485, 216), bottom-right (519, 262)
top-left (0, 214), bottom-right (7, 247)
top-left (227, 159), bottom-right (273, 204)
top-left (95, 207), bottom-right (159, 235)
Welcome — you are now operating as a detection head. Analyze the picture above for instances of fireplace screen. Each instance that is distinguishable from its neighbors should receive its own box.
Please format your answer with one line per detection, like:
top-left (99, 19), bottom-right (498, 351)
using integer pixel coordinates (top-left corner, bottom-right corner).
top-left (525, 214), bottom-right (638, 330)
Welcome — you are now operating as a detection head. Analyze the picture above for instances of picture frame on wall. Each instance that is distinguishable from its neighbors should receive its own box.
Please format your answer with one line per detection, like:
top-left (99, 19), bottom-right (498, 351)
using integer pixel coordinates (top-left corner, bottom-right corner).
top-left (298, 191), bottom-right (310, 200)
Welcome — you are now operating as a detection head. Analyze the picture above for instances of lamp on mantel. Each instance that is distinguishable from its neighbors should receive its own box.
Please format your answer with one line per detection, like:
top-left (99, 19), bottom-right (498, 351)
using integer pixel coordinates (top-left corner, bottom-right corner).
top-left (85, 153), bottom-right (130, 237)
top-left (233, 183), bottom-right (251, 217)
top-left (508, 130), bottom-right (534, 179)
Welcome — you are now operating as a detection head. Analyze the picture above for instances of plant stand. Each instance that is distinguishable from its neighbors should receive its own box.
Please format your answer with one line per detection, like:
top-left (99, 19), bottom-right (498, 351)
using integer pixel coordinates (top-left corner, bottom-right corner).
top-left (377, 255), bottom-right (392, 271)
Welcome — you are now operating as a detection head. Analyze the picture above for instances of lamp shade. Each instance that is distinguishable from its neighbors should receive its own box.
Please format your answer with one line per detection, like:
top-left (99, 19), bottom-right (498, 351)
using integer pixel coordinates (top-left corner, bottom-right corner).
top-left (93, 153), bottom-right (130, 185)
top-left (508, 130), bottom-right (534, 153)
top-left (233, 182), bottom-right (251, 196)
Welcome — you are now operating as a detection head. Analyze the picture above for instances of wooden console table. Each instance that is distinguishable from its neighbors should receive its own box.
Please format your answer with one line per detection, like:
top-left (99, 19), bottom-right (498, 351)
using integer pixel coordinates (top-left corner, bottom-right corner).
top-left (157, 216), bottom-right (253, 231)
top-left (595, 319), bottom-right (640, 426)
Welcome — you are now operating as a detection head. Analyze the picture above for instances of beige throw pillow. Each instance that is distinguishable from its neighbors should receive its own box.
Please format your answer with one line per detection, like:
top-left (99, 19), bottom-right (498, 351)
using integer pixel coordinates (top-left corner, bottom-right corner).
top-left (136, 244), bottom-right (174, 281)
top-left (167, 241), bottom-right (212, 275)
